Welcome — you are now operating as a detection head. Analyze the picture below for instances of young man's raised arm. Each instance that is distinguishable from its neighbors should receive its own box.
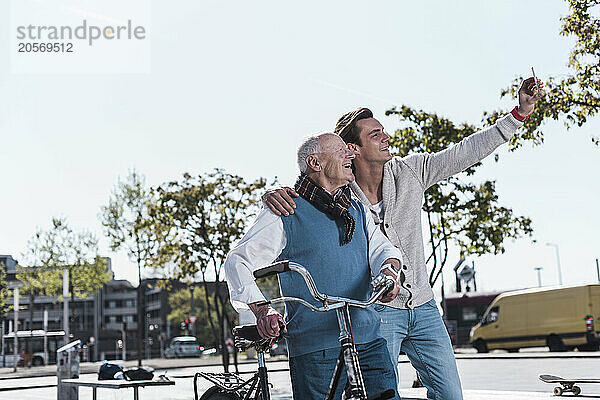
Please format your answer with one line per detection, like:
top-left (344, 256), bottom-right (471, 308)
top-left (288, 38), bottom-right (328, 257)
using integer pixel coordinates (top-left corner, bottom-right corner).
top-left (401, 77), bottom-right (543, 190)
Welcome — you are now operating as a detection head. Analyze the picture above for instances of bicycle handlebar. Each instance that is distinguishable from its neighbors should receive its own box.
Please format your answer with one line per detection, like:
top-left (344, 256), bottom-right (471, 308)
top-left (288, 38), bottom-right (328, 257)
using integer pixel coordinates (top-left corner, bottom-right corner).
top-left (254, 261), bottom-right (395, 313)
top-left (253, 260), bottom-right (290, 279)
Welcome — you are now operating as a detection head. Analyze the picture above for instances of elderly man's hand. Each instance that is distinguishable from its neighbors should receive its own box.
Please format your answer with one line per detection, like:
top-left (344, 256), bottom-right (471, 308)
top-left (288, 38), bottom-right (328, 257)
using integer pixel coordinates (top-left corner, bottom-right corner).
top-left (517, 76), bottom-right (545, 116)
top-left (249, 302), bottom-right (287, 339)
top-left (379, 258), bottom-right (401, 302)
top-left (262, 186), bottom-right (298, 216)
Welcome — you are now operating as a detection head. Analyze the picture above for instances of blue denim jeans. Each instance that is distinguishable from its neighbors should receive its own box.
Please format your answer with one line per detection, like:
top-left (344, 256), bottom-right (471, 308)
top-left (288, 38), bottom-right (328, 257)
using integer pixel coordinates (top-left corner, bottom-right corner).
top-left (288, 337), bottom-right (399, 400)
top-left (376, 299), bottom-right (463, 400)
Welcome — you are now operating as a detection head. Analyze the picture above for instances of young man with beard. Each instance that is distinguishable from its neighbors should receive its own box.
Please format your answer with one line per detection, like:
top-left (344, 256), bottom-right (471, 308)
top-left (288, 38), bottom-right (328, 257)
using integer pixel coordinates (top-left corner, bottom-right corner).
top-left (263, 77), bottom-right (544, 399)
top-left (225, 132), bottom-right (404, 399)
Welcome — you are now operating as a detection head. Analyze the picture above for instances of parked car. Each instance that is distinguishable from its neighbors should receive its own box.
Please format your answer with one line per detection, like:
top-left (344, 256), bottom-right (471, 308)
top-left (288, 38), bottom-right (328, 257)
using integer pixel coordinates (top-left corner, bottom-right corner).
top-left (470, 284), bottom-right (600, 353)
top-left (0, 354), bottom-right (21, 366)
top-left (164, 336), bottom-right (202, 358)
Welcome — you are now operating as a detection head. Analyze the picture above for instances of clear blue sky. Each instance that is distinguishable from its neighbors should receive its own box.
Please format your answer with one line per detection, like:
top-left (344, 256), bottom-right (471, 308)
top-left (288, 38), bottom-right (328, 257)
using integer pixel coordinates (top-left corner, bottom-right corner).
top-left (1, 1), bottom-right (599, 295)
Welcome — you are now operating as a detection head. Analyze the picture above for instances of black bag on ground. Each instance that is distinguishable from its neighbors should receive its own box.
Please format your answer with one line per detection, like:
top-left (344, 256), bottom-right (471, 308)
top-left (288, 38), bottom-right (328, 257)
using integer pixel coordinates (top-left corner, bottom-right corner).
top-left (98, 362), bottom-right (124, 380)
top-left (123, 366), bottom-right (154, 381)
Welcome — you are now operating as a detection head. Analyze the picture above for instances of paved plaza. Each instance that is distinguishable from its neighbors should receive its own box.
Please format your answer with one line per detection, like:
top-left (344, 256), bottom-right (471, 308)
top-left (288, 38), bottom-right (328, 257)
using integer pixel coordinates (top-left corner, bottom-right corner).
top-left (0, 353), bottom-right (599, 399)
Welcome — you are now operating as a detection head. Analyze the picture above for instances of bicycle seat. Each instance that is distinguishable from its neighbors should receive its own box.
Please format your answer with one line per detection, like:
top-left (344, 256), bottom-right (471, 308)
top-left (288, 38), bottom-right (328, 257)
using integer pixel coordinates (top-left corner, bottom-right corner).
top-left (233, 324), bottom-right (263, 342)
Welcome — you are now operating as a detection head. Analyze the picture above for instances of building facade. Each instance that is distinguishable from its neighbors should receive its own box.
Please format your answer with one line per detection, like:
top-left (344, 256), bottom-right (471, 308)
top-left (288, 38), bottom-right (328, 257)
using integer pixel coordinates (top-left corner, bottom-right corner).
top-left (1, 255), bottom-right (229, 362)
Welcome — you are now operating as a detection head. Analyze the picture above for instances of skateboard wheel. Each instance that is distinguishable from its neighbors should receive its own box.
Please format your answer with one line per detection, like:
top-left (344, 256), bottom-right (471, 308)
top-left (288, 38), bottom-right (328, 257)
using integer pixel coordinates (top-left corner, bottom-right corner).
top-left (554, 386), bottom-right (563, 396)
top-left (572, 385), bottom-right (581, 395)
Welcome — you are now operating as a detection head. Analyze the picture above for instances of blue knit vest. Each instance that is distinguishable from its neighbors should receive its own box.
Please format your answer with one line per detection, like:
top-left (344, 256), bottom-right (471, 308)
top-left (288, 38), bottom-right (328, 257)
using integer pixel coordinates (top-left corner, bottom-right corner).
top-left (277, 196), bottom-right (381, 357)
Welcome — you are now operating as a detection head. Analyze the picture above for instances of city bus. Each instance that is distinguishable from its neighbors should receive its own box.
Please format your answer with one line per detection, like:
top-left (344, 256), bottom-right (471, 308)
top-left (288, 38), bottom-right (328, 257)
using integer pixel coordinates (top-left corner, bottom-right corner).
top-left (1, 330), bottom-right (65, 366)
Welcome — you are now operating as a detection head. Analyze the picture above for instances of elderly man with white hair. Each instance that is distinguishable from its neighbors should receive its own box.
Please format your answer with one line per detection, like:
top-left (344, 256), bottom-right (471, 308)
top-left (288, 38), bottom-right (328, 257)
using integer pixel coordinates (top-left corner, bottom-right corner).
top-left (224, 132), bottom-right (404, 399)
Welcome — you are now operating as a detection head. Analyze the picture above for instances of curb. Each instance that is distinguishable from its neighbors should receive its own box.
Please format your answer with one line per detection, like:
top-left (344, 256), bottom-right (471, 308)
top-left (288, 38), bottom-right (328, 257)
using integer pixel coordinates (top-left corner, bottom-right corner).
top-left (453, 353), bottom-right (600, 360)
top-left (0, 359), bottom-right (269, 390)
top-left (0, 384), bottom-right (56, 392)
top-left (0, 352), bottom-right (599, 381)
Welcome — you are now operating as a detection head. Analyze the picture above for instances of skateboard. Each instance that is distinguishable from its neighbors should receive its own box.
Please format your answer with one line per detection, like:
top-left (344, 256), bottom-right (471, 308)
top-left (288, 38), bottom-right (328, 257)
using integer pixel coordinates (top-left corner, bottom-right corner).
top-left (539, 374), bottom-right (600, 396)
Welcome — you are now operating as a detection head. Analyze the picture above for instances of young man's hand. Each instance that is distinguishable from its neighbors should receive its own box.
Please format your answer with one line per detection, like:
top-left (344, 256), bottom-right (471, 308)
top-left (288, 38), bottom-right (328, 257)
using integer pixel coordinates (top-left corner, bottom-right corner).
top-left (249, 302), bottom-right (287, 338)
top-left (262, 186), bottom-right (299, 216)
top-left (379, 258), bottom-right (401, 302)
top-left (517, 76), bottom-right (545, 116)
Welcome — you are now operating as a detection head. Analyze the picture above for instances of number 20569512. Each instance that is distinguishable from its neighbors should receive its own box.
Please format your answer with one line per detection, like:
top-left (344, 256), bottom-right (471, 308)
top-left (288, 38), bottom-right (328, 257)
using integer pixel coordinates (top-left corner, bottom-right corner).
top-left (18, 42), bottom-right (73, 52)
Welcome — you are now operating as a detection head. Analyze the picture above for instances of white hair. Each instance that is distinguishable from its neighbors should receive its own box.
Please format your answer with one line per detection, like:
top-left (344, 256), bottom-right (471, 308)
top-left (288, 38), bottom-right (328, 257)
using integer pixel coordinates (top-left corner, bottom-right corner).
top-left (297, 133), bottom-right (327, 173)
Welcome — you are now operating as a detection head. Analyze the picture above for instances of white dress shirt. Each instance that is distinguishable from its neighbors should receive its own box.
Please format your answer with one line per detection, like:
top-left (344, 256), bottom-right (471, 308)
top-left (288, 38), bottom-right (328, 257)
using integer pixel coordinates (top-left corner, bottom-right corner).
top-left (224, 202), bottom-right (403, 312)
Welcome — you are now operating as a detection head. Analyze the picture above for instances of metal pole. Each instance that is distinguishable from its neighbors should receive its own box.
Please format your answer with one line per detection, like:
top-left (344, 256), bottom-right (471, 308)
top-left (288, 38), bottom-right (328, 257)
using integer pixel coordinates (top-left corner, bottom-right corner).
top-left (63, 269), bottom-right (70, 344)
top-left (137, 262), bottom-right (143, 367)
top-left (596, 259), bottom-right (599, 283)
top-left (159, 334), bottom-right (164, 358)
top-left (546, 243), bottom-right (563, 285)
top-left (43, 309), bottom-right (48, 366)
top-left (93, 292), bottom-right (99, 362)
top-left (145, 314), bottom-right (150, 360)
top-left (534, 267), bottom-right (543, 287)
top-left (472, 261), bottom-right (477, 292)
top-left (190, 285), bottom-right (195, 337)
top-left (122, 323), bottom-right (127, 361)
top-left (441, 264), bottom-right (447, 321)
top-left (13, 287), bottom-right (19, 372)
top-left (554, 245), bottom-right (563, 286)
top-left (1, 319), bottom-right (5, 368)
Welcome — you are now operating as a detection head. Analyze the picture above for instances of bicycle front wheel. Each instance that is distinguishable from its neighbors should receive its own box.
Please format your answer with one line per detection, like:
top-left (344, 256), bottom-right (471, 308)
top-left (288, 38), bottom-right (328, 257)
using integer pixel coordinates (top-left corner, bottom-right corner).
top-left (199, 386), bottom-right (242, 400)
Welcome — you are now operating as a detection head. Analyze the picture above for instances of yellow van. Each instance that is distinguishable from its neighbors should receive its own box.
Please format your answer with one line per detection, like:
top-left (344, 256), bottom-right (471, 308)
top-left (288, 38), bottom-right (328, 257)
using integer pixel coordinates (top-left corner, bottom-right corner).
top-left (470, 284), bottom-right (600, 352)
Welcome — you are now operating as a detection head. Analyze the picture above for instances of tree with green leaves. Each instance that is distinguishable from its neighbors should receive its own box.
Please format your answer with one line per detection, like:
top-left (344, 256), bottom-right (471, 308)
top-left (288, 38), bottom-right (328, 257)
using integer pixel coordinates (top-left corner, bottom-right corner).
top-left (100, 169), bottom-right (168, 367)
top-left (0, 263), bottom-right (9, 319)
top-left (149, 169), bottom-right (267, 371)
top-left (18, 217), bottom-right (110, 365)
top-left (18, 218), bottom-right (63, 366)
top-left (38, 221), bottom-right (111, 302)
top-left (485, 0), bottom-right (600, 147)
top-left (385, 106), bottom-right (534, 287)
top-left (166, 285), bottom-right (234, 346)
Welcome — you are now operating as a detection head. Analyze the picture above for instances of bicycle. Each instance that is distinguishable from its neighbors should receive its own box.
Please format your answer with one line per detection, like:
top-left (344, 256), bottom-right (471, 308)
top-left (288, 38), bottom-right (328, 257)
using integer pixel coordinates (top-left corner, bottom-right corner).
top-left (194, 260), bottom-right (397, 400)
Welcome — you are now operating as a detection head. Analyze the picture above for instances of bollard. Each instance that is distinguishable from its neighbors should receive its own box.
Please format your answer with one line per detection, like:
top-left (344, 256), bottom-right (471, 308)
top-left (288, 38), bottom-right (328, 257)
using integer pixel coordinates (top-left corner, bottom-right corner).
top-left (57, 340), bottom-right (81, 400)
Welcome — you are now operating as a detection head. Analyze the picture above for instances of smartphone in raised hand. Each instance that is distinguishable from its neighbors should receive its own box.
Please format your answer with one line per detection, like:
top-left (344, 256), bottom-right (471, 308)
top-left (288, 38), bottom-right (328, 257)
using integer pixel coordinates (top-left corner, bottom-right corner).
top-left (531, 67), bottom-right (540, 93)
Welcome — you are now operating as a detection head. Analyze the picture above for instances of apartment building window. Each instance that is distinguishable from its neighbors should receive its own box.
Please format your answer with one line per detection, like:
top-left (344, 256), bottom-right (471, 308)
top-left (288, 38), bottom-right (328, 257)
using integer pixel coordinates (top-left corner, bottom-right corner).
top-left (147, 293), bottom-right (160, 303)
top-left (105, 300), bottom-right (125, 308)
top-left (105, 315), bottom-right (125, 324)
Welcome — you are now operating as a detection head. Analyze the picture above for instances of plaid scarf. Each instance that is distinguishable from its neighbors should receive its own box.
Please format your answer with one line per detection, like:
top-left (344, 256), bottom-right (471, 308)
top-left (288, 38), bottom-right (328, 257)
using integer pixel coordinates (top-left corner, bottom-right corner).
top-left (294, 174), bottom-right (355, 245)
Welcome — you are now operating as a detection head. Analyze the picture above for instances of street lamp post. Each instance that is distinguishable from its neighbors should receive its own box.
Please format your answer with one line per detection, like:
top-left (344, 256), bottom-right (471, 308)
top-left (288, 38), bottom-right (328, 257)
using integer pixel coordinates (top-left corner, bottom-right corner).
top-left (63, 269), bottom-right (69, 344)
top-left (145, 313), bottom-right (150, 360)
top-left (534, 267), bottom-right (543, 287)
top-left (546, 243), bottom-right (563, 285)
top-left (8, 280), bottom-right (24, 373)
top-left (43, 309), bottom-right (48, 366)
